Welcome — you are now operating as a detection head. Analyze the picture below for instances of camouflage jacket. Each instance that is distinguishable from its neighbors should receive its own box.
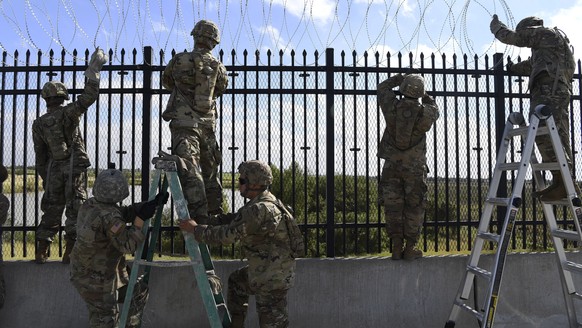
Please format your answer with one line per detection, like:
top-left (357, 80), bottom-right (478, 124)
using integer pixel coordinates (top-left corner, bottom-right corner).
top-left (194, 190), bottom-right (296, 291)
top-left (161, 46), bottom-right (228, 127)
top-left (494, 25), bottom-right (575, 90)
top-left (70, 198), bottom-right (144, 278)
top-left (377, 74), bottom-right (440, 175)
top-left (32, 79), bottom-right (99, 180)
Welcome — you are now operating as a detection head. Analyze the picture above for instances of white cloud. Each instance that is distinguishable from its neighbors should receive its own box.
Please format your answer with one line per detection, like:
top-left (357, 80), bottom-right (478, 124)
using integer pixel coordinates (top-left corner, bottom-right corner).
top-left (271, 0), bottom-right (335, 25)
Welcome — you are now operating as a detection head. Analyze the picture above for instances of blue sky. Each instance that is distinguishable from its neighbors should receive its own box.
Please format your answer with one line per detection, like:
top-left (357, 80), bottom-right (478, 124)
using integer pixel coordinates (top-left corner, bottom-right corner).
top-left (1, 0), bottom-right (582, 66)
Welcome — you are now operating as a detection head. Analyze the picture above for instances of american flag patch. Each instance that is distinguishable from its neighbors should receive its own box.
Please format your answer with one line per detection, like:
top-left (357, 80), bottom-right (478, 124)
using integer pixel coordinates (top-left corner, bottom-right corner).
top-left (110, 222), bottom-right (123, 234)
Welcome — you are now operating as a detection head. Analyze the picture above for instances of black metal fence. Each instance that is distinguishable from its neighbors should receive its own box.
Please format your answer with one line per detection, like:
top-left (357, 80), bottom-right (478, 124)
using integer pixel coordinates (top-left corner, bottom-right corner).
top-left (1, 46), bottom-right (581, 258)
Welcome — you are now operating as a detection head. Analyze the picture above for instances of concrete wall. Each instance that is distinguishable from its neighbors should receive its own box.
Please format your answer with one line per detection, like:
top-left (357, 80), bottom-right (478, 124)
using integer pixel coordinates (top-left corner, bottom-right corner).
top-left (1, 252), bottom-right (580, 328)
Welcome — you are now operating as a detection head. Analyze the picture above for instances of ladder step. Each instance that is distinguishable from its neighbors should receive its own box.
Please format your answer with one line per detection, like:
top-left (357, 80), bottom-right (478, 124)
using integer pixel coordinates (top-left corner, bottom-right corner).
top-left (571, 292), bottom-right (582, 301)
top-left (453, 300), bottom-right (484, 322)
top-left (565, 261), bottom-right (582, 274)
top-left (540, 198), bottom-right (571, 205)
top-left (497, 163), bottom-right (522, 171)
top-left (467, 265), bottom-right (492, 280)
top-left (531, 162), bottom-right (561, 171)
top-left (552, 229), bottom-right (582, 242)
top-left (506, 125), bottom-right (549, 138)
top-left (133, 259), bottom-right (201, 267)
top-left (486, 197), bottom-right (510, 206)
top-left (477, 232), bottom-right (501, 243)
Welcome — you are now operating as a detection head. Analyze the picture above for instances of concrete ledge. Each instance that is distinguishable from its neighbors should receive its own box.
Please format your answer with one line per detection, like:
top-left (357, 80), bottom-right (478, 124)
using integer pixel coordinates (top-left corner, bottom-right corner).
top-left (1, 252), bottom-right (580, 327)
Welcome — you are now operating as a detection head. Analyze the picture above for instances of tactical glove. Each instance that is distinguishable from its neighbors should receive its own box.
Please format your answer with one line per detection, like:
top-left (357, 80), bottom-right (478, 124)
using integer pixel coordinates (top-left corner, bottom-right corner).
top-left (136, 191), bottom-right (169, 219)
top-left (84, 47), bottom-right (108, 81)
top-left (490, 14), bottom-right (506, 36)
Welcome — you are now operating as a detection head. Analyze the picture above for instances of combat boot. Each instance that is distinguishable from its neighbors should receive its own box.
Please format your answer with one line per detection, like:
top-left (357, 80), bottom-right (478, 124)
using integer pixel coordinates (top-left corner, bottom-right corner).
top-left (62, 238), bottom-right (75, 264)
top-left (391, 238), bottom-right (404, 260)
top-left (35, 240), bottom-right (50, 264)
top-left (534, 173), bottom-right (562, 198)
top-left (539, 176), bottom-right (567, 202)
top-left (403, 239), bottom-right (422, 261)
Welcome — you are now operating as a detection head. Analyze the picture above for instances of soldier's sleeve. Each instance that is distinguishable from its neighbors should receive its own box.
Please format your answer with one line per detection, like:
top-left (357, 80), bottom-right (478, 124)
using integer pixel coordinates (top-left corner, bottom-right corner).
top-left (31, 120), bottom-right (49, 181)
top-left (417, 97), bottom-right (440, 132)
top-left (162, 58), bottom-right (175, 90)
top-left (66, 78), bottom-right (99, 119)
top-left (0, 194), bottom-right (9, 226)
top-left (208, 212), bottom-right (237, 225)
top-left (106, 213), bottom-right (145, 254)
top-left (118, 204), bottom-right (140, 223)
top-left (509, 59), bottom-right (532, 76)
top-left (494, 26), bottom-right (536, 48)
top-left (377, 74), bottom-right (404, 112)
top-left (213, 63), bottom-right (228, 99)
top-left (193, 210), bottom-right (250, 245)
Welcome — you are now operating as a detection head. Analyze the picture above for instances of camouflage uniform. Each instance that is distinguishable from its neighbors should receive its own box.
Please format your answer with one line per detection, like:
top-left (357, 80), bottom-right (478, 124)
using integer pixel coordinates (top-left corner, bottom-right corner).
top-left (162, 20), bottom-right (228, 223)
top-left (0, 165), bottom-right (9, 308)
top-left (491, 16), bottom-right (577, 199)
top-left (377, 73), bottom-right (439, 259)
top-left (32, 79), bottom-right (98, 248)
top-left (70, 169), bottom-right (151, 328)
top-left (193, 189), bottom-right (297, 328)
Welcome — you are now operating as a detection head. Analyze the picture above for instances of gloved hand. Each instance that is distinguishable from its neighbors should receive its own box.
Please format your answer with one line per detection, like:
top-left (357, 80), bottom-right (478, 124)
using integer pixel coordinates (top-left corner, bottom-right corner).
top-left (135, 191), bottom-right (169, 219)
top-left (207, 272), bottom-right (223, 294)
top-left (490, 14), bottom-right (506, 36)
top-left (84, 47), bottom-right (108, 81)
top-left (405, 68), bottom-right (420, 75)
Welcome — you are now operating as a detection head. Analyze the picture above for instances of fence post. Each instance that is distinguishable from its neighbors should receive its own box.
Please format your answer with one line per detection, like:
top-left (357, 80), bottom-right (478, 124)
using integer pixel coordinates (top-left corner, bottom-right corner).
top-left (141, 46), bottom-right (153, 201)
top-left (325, 48), bottom-right (335, 257)
top-left (493, 53), bottom-right (507, 232)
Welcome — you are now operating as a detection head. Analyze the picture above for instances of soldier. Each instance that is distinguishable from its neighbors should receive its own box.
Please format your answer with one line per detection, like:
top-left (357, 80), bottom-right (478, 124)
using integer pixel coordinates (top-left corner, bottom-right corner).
top-left (490, 15), bottom-right (577, 201)
top-left (179, 160), bottom-right (304, 328)
top-left (70, 168), bottom-right (168, 328)
top-left (162, 19), bottom-right (229, 224)
top-left (377, 72), bottom-right (440, 260)
top-left (0, 164), bottom-right (10, 308)
top-left (32, 48), bottom-right (108, 264)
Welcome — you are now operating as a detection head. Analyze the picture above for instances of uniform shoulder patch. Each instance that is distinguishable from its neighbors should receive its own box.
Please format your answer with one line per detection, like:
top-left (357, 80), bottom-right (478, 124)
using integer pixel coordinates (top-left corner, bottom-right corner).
top-left (110, 221), bottom-right (124, 235)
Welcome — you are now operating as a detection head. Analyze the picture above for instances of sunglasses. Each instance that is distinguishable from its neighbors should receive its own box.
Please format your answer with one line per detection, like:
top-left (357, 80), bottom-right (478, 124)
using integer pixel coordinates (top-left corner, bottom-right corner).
top-left (238, 177), bottom-right (247, 185)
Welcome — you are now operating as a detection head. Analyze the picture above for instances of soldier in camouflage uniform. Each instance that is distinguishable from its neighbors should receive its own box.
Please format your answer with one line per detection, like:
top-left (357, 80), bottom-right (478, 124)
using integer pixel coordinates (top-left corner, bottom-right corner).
top-left (0, 164), bottom-right (10, 308)
top-left (70, 169), bottom-right (168, 328)
top-left (32, 48), bottom-right (108, 264)
top-left (179, 160), bottom-right (304, 328)
top-left (162, 19), bottom-right (229, 224)
top-left (491, 15), bottom-right (577, 201)
top-left (377, 73), bottom-right (439, 260)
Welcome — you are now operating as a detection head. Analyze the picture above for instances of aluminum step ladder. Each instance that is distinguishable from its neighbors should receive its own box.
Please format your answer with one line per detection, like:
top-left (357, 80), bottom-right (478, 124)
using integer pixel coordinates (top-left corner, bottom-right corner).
top-left (119, 151), bottom-right (231, 327)
top-left (444, 105), bottom-right (582, 328)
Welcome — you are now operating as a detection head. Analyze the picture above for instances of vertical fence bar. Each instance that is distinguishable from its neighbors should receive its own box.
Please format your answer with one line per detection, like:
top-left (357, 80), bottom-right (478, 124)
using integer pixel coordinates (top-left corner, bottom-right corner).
top-left (325, 48), bottom-right (335, 257)
top-left (141, 46), bottom-right (153, 201)
top-left (493, 53), bottom-right (507, 233)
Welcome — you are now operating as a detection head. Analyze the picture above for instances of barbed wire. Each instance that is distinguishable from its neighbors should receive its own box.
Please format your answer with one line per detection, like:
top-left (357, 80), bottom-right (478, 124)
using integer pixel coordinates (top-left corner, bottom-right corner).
top-left (0, 0), bottom-right (526, 67)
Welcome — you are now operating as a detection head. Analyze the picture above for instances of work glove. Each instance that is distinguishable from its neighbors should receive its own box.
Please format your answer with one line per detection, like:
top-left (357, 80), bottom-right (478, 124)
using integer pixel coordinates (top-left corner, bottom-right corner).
top-left (84, 47), bottom-right (108, 81)
top-left (490, 14), bottom-right (506, 36)
top-left (136, 191), bottom-right (170, 219)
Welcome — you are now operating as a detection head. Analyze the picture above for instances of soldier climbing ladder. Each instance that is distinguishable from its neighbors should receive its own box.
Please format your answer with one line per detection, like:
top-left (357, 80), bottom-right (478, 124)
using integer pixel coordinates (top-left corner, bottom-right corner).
top-left (119, 151), bottom-right (231, 328)
top-left (445, 105), bottom-right (582, 328)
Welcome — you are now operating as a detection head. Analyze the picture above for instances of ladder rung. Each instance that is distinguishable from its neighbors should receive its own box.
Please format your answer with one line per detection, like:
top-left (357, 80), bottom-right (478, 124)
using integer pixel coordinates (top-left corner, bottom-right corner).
top-left (497, 163), bottom-right (521, 171)
top-left (477, 232), bottom-right (501, 243)
top-left (453, 300), bottom-right (484, 322)
top-left (565, 261), bottom-right (582, 274)
top-left (552, 229), bottom-right (582, 242)
top-left (133, 259), bottom-right (201, 267)
top-left (467, 265), bottom-right (492, 280)
top-left (506, 125), bottom-right (549, 137)
top-left (571, 292), bottom-right (582, 301)
top-left (531, 162), bottom-right (561, 171)
top-left (487, 197), bottom-right (510, 206)
top-left (541, 198), bottom-right (570, 205)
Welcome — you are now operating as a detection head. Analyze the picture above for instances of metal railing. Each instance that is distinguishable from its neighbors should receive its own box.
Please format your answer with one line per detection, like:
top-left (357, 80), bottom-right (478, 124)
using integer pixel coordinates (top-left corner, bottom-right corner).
top-left (1, 46), bottom-right (581, 258)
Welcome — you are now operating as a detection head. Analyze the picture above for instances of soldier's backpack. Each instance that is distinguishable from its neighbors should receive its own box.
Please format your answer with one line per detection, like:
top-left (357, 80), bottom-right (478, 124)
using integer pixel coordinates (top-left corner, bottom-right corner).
top-left (271, 199), bottom-right (305, 258)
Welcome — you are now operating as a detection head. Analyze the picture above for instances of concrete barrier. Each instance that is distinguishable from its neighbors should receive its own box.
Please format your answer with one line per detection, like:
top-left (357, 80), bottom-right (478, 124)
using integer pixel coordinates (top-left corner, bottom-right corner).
top-left (1, 252), bottom-right (579, 328)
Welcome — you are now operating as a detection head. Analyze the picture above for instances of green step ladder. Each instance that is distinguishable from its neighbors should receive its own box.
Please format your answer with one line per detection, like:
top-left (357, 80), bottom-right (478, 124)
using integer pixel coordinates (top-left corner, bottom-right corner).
top-left (119, 151), bottom-right (231, 327)
top-left (445, 105), bottom-right (582, 328)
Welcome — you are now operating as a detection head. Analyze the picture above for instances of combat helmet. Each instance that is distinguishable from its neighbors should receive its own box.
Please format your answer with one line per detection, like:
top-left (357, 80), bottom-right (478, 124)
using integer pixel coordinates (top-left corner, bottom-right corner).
top-left (516, 16), bottom-right (543, 31)
top-left (238, 160), bottom-right (273, 186)
top-left (191, 20), bottom-right (220, 46)
top-left (92, 169), bottom-right (129, 203)
top-left (41, 81), bottom-right (70, 100)
top-left (400, 74), bottom-right (425, 98)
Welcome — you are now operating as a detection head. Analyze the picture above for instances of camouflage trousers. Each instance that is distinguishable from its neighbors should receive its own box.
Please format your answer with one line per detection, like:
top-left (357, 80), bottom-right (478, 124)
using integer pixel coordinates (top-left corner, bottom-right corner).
top-left (228, 266), bottom-right (290, 328)
top-left (36, 160), bottom-right (87, 241)
top-left (170, 124), bottom-right (223, 222)
top-left (530, 75), bottom-right (574, 174)
top-left (380, 163), bottom-right (427, 241)
top-left (70, 261), bottom-right (148, 328)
